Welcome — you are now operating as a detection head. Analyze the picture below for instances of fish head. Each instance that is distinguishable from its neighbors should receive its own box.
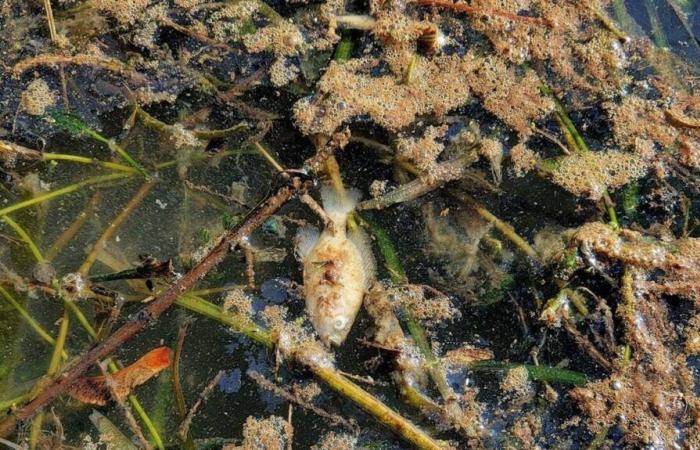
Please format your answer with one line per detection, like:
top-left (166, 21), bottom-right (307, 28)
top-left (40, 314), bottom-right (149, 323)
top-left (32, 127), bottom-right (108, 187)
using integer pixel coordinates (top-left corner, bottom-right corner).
top-left (316, 313), bottom-right (353, 346)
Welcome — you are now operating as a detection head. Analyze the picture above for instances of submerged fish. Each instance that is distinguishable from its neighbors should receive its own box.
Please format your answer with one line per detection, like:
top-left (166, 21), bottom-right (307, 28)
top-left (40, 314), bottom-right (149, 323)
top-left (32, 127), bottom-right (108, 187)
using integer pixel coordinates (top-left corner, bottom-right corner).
top-left (67, 346), bottom-right (171, 405)
top-left (296, 186), bottom-right (375, 346)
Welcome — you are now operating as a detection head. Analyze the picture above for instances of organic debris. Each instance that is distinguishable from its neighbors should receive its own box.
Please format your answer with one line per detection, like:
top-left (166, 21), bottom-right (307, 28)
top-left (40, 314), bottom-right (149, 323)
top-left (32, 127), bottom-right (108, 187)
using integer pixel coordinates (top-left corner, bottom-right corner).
top-left (1, 0), bottom-right (700, 448)
top-left (67, 347), bottom-right (172, 405)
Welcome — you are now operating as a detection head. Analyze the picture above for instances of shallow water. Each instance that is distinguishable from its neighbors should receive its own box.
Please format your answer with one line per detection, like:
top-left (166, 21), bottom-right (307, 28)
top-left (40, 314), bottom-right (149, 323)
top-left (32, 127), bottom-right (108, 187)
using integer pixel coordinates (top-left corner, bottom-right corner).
top-left (1, 1), bottom-right (700, 449)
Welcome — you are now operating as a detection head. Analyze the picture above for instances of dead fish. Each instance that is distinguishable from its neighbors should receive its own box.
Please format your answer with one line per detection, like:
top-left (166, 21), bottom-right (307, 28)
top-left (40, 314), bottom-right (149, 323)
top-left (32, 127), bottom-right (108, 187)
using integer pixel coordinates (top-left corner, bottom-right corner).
top-left (67, 346), bottom-right (171, 405)
top-left (296, 186), bottom-right (375, 346)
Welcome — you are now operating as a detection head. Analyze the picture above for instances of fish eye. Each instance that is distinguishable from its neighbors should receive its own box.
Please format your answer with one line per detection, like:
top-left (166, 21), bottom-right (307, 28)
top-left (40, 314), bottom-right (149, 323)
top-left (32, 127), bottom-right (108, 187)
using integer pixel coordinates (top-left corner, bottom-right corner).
top-left (333, 316), bottom-right (347, 330)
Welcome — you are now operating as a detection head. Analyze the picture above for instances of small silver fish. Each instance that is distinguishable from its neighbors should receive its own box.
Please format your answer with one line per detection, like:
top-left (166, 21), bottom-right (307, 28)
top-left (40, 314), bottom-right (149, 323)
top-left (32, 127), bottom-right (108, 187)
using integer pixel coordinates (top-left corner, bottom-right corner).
top-left (296, 186), bottom-right (375, 346)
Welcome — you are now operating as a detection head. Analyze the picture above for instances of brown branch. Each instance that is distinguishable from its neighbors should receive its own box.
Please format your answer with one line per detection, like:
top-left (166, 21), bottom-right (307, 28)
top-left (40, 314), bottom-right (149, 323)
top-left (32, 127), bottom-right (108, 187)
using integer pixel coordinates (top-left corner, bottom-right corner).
top-left (0, 171), bottom-right (310, 438)
top-left (176, 370), bottom-right (224, 441)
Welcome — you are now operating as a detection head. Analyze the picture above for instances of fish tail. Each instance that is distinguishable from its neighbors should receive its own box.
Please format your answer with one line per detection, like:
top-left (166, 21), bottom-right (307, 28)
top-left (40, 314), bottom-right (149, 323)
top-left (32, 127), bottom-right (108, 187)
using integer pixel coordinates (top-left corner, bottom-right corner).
top-left (320, 185), bottom-right (361, 223)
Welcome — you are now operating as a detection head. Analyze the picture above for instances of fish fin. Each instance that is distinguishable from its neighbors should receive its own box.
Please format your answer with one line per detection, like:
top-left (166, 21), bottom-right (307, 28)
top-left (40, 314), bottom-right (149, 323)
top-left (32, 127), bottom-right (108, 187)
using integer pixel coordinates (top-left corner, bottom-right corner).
top-left (295, 226), bottom-right (320, 260)
top-left (320, 185), bottom-right (361, 223)
top-left (349, 226), bottom-right (376, 286)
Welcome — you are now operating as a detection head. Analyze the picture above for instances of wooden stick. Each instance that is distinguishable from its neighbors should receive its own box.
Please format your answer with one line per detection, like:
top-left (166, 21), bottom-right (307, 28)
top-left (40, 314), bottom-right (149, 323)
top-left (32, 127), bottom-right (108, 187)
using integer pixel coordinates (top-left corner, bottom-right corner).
top-left (0, 171), bottom-right (309, 438)
top-left (176, 370), bottom-right (224, 441)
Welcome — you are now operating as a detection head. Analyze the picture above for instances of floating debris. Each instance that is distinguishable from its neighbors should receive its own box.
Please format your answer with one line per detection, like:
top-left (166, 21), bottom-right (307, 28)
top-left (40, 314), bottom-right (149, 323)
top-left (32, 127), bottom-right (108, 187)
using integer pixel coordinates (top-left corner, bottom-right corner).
top-left (296, 186), bottom-right (375, 345)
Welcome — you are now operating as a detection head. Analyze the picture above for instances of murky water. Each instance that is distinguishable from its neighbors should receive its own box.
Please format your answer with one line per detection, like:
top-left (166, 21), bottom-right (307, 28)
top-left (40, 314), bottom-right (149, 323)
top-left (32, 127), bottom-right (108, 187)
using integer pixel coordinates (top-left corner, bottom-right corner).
top-left (1, 1), bottom-right (700, 449)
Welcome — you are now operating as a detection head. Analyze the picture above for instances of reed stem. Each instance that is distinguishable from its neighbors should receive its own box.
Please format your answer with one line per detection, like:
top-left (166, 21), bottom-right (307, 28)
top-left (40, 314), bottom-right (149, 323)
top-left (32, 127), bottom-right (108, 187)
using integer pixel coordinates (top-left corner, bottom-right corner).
top-left (175, 295), bottom-right (446, 449)
top-left (360, 215), bottom-right (477, 436)
top-left (0, 172), bottom-right (133, 217)
top-left (0, 287), bottom-right (67, 360)
top-left (1, 216), bottom-right (44, 263)
top-left (29, 309), bottom-right (69, 450)
top-left (46, 193), bottom-right (101, 261)
top-left (253, 142), bottom-right (285, 173)
top-left (467, 360), bottom-right (586, 385)
top-left (42, 153), bottom-right (137, 172)
top-left (450, 192), bottom-right (540, 261)
top-left (78, 180), bottom-right (156, 276)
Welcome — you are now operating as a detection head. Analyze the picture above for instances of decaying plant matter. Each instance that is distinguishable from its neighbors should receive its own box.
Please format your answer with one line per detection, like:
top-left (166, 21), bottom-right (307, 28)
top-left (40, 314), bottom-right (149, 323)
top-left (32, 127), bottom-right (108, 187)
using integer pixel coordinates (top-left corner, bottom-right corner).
top-left (1, 0), bottom-right (700, 448)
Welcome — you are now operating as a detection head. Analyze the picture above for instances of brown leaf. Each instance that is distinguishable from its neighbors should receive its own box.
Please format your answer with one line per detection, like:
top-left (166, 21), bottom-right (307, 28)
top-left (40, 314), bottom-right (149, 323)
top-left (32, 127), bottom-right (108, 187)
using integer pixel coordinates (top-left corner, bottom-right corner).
top-left (67, 347), bottom-right (172, 406)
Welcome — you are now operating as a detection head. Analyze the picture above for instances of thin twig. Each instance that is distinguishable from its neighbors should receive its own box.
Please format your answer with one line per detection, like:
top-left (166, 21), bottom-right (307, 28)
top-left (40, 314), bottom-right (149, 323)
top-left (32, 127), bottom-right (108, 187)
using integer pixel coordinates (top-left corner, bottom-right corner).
top-left (42, 0), bottom-right (58, 43)
top-left (177, 371), bottom-right (224, 441)
top-left (253, 142), bottom-right (285, 173)
top-left (562, 319), bottom-right (614, 372)
top-left (159, 17), bottom-right (234, 51)
top-left (13, 54), bottom-right (136, 78)
top-left (299, 193), bottom-right (332, 228)
top-left (286, 405), bottom-right (293, 450)
top-left (240, 241), bottom-right (256, 289)
top-left (248, 371), bottom-right (359, 433)
top-left (97, 361), bottom-right (151, 450)
top-left (532, 126), bottom-right (570, 155)
top-left (172, 322), bottom-right (189, 419)
top-left (0, 171), bottom-right (308, 438)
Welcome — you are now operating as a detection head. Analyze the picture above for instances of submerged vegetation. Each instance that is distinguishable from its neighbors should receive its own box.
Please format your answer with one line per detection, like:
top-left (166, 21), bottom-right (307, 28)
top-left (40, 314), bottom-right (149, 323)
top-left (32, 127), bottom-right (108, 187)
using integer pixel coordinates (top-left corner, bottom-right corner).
top-left (0, 0), bottom-right (700, 448)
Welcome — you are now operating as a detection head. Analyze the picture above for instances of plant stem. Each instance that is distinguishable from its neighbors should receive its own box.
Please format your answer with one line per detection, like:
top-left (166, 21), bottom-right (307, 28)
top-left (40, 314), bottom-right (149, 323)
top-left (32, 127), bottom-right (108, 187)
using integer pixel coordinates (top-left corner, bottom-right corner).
top-left (46, 192), bottom-right (101, 261)
top-left (175, 295), bottom-right (447, 450)
top-left (467, 361), bottom-right (587, 385)
top-left (360, 216), bottom-right (477, 436)
top-left (0, 173), bottom-right (308, 438)
top-left (540, 82), bottom-right (589, 154)
top-left (313, 366), bottom-right (446, 450)
top-left (0, 287), bottom-right (68, 360)
top-left (79, 180), bottom-right (156, 276)
top-left (355, 215), bottom-right (406, 282)
top-left (253, 142), bottom-right (285, 173)
top-left (29, 309), bottom-right (69, 450)
top-left (2, 202), bottom-right (164, 448)
top-left (42, 0), bottom-right (57, 43)
top-left (0, 172), bottom-right (133, 217)
top-left (176, 294), bottom-right (274, 348)
top-left (128, 394), bottom-right (164, 450)
top-left (589, 4), bottom-right (630, 42)
top-left (135, 106), bottom-right (248, 140)
top-left (450, 192), bottom-right (540, 261)
top-left (0, 393), bottom-right (32, 413)
top-left (602, 190), bottom-right (620, 230)
top-left (541, 80), bottom-right (621, 227)
top-left (2, 147), bottom-right (249, 220)
top-left (42, 153), bottom-right (137, 172)
top-left (1, 216), bottom-right (44, 263)
top-left (106, 141), bottom-right (150, 178)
